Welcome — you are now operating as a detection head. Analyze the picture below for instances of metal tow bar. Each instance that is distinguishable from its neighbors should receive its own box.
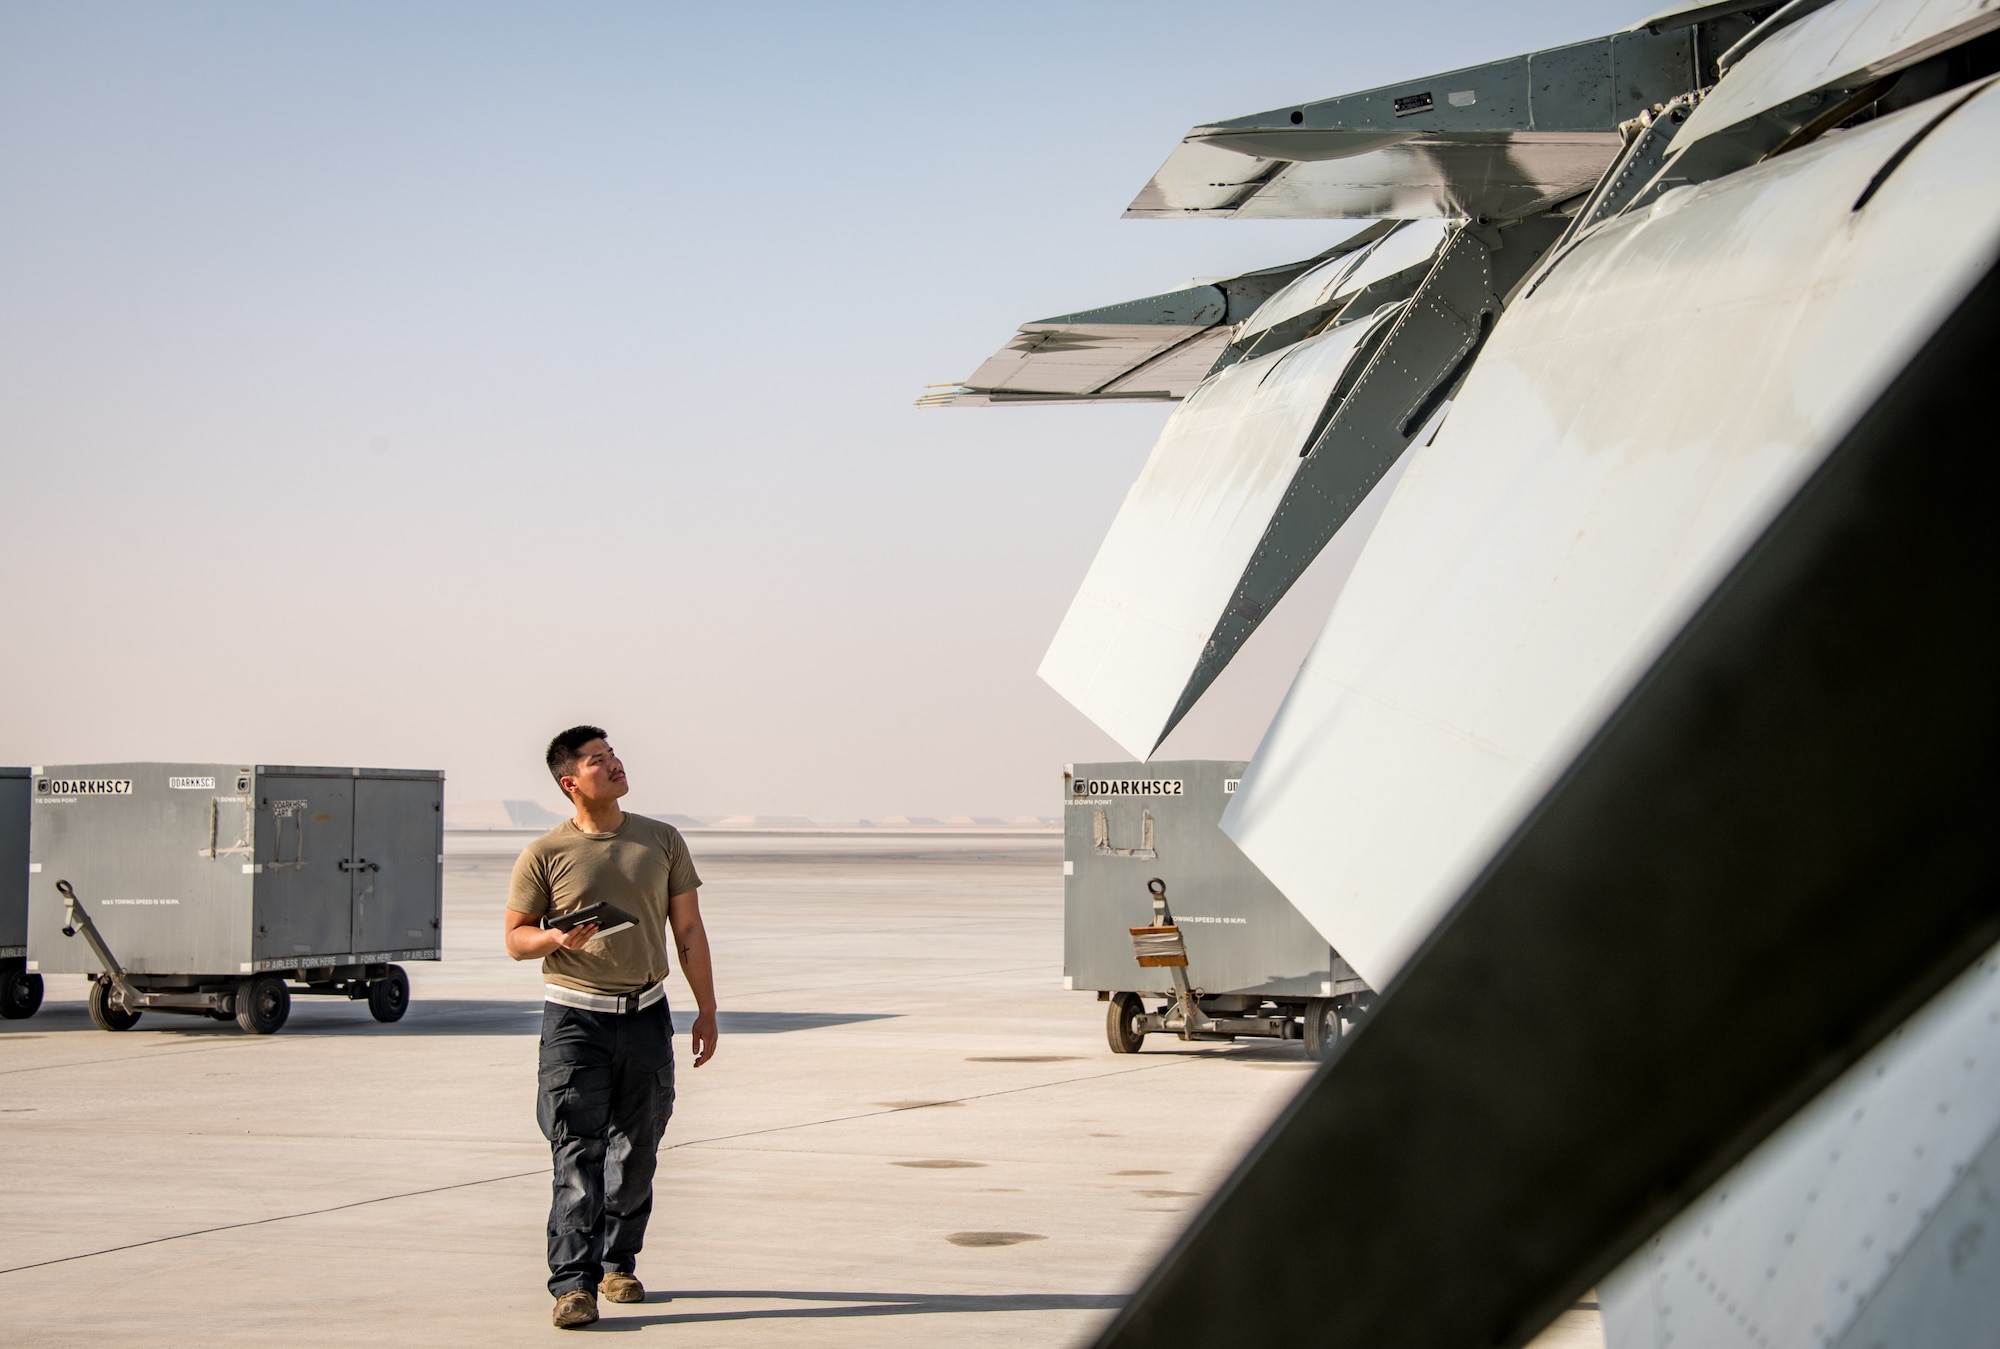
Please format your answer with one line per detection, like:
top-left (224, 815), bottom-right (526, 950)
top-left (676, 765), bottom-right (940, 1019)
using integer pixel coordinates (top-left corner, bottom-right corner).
top-left (1130, 879), bottom-right (1224, 1039)
top-left (58, 880), bottom-right (234, 1015)
top-left (1128, 878), bottom-right (1296, 1041)
top-left (57, 879), bottom-right (145, 1009)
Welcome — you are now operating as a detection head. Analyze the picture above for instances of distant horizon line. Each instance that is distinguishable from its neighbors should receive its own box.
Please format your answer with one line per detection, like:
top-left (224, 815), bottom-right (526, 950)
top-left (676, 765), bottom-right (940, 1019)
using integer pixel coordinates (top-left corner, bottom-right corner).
top-left (446, 820), bottom-right (1062, 833)
top-left (444, 799), bottom-right (1061, 831)
top-left (446, 812), bottom-right (1064, 824)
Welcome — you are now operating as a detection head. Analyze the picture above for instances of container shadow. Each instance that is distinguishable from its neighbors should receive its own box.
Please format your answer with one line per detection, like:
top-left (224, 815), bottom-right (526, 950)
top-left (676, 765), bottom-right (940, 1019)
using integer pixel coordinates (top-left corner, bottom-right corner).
top-left (595, 1289), bottom-right (1125, 1328)
top-left (0, 1002), bottom-right (898, 1040)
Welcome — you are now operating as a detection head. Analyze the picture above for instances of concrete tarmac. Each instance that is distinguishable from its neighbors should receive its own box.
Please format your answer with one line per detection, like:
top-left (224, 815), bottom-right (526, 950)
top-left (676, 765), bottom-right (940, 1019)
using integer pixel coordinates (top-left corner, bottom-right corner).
top-left (0, 830), bottom-right (1605, 1347)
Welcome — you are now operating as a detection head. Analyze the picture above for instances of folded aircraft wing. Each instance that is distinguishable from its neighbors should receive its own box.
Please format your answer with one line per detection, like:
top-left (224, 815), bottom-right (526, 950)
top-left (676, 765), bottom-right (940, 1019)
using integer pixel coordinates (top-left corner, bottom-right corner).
top-left (1025, 21), bottom-right (1807, 747)
top-left (1224, 77), bottom-right (2000, 989)
top-left (928, 284), bottom-right (1225, 407)
top-left (1037, 303), bottom-right (1410, 755)
top-left (936, 0), bottom-right (2000, 1343)
top-left (919, 229), bottom-right (1391, 408)
top-left (1125, 23), bottom-right (1727, 221)
top-left (1095, 75), bottom-right (2000, 1343)
top-left (1037, 218), bottom-right (1463, 756)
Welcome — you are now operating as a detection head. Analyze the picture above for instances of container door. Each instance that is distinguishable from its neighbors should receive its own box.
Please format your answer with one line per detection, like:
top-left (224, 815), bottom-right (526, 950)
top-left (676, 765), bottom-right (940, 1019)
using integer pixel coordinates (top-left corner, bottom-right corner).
top-left (254, 776), bottom-right (355, 965)
top-left (351, 777), bottom-right (441, 957)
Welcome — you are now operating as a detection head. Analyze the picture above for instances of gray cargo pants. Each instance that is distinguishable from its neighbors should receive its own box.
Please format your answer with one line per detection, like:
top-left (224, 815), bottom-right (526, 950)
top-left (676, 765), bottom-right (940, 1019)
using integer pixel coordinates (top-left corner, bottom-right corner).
top-left (536, 997), bottom-right (677, 1296)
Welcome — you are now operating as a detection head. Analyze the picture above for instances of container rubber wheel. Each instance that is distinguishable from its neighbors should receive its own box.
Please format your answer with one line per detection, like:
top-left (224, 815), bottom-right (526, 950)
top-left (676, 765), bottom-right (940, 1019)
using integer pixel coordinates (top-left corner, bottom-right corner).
top-left (235, 975), bottom-right (291, 1035)
top-left (87, 976), bottom-right (142, 1032)
top-left (1303, 999), bottom-right (1341, 1061)
top-left (1, 970), bottom-right (45, 1020)
top-left (367, 965), bottom-right (410, 1023)
top-left (1107, 991), bottom-right (1148, 1054)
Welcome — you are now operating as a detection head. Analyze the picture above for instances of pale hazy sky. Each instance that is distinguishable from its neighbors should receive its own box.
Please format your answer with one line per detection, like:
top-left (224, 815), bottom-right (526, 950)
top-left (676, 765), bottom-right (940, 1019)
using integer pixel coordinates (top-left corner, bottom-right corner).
top-left (0, 1), bottom-right (1648, 819)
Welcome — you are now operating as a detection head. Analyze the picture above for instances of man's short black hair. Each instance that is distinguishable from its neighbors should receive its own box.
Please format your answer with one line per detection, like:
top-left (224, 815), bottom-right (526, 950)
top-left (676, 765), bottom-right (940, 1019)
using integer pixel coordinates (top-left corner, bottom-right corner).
top-left (547, 725), bottom-right (609, 798)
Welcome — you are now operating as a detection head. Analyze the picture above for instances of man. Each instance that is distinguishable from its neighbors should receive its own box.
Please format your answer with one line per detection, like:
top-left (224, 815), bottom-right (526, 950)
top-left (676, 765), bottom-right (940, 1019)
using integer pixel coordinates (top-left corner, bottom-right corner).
top-left (505, 726), bottom-right (719, 1330)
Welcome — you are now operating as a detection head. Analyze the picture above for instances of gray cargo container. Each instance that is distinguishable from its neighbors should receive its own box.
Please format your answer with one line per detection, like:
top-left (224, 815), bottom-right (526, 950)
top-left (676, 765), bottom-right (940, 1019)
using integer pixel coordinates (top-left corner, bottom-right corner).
top-left (1, 767), bottom-right (36, 1019)
top-left (1065, 760), bottom-right (1372, 1059)
top-left (25, 763), bottom-right (442, 1034)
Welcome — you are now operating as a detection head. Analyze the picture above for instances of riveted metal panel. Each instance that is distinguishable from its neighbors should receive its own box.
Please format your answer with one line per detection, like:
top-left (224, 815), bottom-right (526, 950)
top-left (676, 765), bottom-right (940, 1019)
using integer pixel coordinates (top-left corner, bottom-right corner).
top-left (1601, 945), bottom-right (2000, 1349)
top-left (1829, 1120), bottom-right (2000, 1348)
top-left (1527, 40), bottom-right (1616, 129)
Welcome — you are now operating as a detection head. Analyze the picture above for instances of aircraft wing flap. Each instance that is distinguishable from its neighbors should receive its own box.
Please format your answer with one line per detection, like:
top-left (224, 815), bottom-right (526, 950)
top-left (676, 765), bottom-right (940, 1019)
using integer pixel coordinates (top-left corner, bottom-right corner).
top-left (1125, 28), bottom-right (1696, 220)
top-left (924, 240), bottom-right (1390, 407)
top-left (1093, 329), bottom-right (1235, 397)
top-left (1037, 309), bottom-right (1402, 755)
top-left (944, 284), bottom-right (1224, 404)
top-left (1128, 132), bottom-right (1626, 223)
top-left (956, 321), bottom-right (1213, 402)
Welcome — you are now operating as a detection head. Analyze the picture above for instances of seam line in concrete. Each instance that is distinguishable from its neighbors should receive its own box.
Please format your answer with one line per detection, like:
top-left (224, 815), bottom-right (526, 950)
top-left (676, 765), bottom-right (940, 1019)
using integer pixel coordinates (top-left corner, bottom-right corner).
top-left (0, 1041), bottom-right (270, 1078)
top-left (0, 1169), bottom-right (547, 1277)
top-left (0, 1055), bottom-right (1211, 1276)
top-left (673, 1057), bottom-right (1202, 1150)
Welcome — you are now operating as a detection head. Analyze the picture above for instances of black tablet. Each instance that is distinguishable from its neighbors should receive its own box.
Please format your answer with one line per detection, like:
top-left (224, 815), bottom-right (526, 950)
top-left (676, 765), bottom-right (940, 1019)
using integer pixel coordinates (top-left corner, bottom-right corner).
top-left (540, 901), bottom-right (638, 939)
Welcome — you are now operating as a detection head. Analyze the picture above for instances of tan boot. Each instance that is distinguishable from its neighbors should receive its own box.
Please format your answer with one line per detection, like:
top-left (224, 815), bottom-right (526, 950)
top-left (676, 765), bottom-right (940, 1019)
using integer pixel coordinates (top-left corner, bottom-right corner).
top-left (600, 1270), bottom-right (645, 1303)
top-left (553, 1289), bottom-right (599, 1329)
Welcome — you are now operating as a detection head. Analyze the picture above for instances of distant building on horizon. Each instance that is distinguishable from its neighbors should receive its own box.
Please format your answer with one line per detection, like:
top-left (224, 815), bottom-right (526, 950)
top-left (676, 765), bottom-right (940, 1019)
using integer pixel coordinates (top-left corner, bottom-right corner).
top-left (446, 800), bottom-right (706, 831)
top-left (639, 811), bottom-right (707, 829)
top-left (444, 799), bottom-right (565, 831)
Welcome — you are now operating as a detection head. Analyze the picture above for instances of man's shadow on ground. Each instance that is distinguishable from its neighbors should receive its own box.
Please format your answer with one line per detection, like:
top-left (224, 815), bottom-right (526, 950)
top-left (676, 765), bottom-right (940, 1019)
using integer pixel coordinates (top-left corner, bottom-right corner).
top-left (1, 1001), bottom-right (895, 1039)
top-left (592, 1289), bottom-right (1125, 1328)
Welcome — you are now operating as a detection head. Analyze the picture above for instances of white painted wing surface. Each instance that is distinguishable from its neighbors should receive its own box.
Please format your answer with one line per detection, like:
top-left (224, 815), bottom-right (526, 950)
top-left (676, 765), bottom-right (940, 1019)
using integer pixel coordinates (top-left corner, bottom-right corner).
top-left (1038, 310), bottom-right (1400, 759)
top-left (1600, 945), bottom-right (2000, 1349)
top-left (1678, 0), bottom-right (2000, 147)
top-left (1223, 83), bottom-right (2000, 988)
top-left (1328, 218), bottom-right (1455, 303)
top-left (1235, 220), bottom-right (1453, 347)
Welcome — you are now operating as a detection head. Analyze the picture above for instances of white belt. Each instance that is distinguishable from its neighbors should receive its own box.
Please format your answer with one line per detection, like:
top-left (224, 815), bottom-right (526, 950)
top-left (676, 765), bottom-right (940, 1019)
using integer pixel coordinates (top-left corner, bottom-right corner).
top-left (544, 980), bottom-right (668, 1015)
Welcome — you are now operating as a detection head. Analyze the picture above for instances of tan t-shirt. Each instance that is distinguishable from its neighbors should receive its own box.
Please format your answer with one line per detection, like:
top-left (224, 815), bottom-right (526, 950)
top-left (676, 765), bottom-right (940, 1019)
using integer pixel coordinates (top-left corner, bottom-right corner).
top-left (506, 814), bottom-right (703, 996)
